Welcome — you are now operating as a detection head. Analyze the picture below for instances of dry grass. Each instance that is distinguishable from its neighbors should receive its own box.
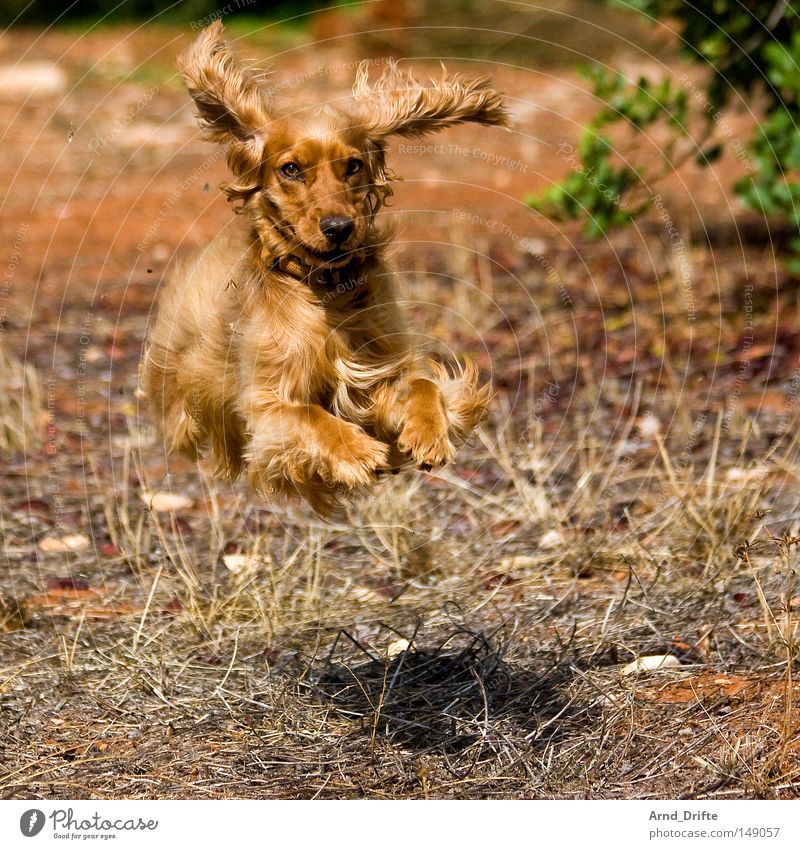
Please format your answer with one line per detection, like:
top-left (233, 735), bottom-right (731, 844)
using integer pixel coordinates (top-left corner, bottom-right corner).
top-left (1, 226), bottom-right (799, 800)
top-left (0, 342), bottom-right (43, 454)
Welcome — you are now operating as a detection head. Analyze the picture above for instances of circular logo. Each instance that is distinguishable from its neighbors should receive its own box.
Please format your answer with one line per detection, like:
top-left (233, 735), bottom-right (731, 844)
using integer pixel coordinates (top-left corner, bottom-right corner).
top-left (20, 810), bottom-right (46, 837)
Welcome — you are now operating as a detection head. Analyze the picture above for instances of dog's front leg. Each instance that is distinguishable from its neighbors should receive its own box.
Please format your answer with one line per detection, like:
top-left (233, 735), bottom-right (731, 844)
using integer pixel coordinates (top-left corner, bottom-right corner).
top-left (371, 370), bottom-right (454, 471)
top-left (245, 402), bottom-right (389, 508)
top-left (372, 359), bottom-right (491, 471)
top-left (396, 377), bottom-right (455, 471)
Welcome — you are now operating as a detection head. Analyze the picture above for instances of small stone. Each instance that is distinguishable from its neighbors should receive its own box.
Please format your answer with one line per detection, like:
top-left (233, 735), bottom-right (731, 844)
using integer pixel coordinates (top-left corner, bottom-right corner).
top-left (539, 529), bottom-right (563, 549)
top-left (142, 491), bottom-right (193, 512)
top-left (386, 638), bottom-right (411, 659)
top-left (39, 533), bottom-right (90, 553)
top-left (499, 554), bottom-right (537, 570)
top-left (637, 413), bottom-right (661, 437)
top-left (222, 553), bottom-right (256, 574)
top-left (351, 587), bottom-right (384, 604)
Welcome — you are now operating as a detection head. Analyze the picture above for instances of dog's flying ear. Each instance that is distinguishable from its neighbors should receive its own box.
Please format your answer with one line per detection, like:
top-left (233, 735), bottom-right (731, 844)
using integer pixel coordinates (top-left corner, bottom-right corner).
top-left (352, 61), bottom-right (511, 139)
top-left (179, 20), bottom-right (271, 144)
top-left (179, 21), bottom-right (271, 205)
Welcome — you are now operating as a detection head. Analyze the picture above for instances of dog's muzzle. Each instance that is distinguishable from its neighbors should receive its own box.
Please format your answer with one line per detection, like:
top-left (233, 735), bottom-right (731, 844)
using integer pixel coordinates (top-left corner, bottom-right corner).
top-left (319, 216), bottom-right (354, 245)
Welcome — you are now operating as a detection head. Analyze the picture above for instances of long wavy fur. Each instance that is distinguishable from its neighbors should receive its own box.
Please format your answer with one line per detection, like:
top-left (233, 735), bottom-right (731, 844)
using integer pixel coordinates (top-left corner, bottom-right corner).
top-left (352, 60), bottom-right (512, 138)
top-left (142, 24), bottom-right (504, 514)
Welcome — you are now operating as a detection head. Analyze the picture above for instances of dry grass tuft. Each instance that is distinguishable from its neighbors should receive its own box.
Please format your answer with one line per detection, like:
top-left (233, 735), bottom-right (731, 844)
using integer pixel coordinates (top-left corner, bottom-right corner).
top-left (0, 341), bottom-right (43, 454)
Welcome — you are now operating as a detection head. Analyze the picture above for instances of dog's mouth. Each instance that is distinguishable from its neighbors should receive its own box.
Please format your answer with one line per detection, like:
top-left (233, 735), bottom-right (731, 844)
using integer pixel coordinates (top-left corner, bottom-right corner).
top-left (305, 245), bottom-right (353, 263)
top-left (271, 221), bottom-right (363, 269)
top-left (289, 239), bottom-right (363, 270)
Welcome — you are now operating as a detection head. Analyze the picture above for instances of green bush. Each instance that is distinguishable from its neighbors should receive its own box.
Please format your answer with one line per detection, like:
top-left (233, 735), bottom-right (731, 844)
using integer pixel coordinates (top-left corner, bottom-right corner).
top-left (527, 0), bottom-right (800, 269)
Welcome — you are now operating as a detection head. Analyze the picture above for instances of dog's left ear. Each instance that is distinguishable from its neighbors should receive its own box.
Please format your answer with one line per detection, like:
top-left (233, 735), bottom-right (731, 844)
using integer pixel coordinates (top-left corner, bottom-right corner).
top-left (352, 61), bottom-right (511, 139)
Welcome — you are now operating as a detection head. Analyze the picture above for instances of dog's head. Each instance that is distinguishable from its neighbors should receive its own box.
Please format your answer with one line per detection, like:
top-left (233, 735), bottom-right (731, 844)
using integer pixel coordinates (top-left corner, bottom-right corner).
top-left (180, 22), bottom-right (511, 269)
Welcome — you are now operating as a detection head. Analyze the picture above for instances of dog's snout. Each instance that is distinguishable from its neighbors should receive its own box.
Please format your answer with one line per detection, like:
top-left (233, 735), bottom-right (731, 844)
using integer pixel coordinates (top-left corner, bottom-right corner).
top-left (319, 216), bottom-right (354, 245)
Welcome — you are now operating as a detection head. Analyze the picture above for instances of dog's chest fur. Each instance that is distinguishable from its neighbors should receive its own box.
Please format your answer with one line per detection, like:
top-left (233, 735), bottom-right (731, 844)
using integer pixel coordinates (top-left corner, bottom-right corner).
top-left (228, 257), bottom-right (406, 421)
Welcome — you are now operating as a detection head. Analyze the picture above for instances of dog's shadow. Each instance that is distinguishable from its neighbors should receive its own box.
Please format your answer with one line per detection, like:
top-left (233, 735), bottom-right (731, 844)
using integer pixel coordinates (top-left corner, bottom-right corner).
top-left (311, 629), bottom-right (595, 764)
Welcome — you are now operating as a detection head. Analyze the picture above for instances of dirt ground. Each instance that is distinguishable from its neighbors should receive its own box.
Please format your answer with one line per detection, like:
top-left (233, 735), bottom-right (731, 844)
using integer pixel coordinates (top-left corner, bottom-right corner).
top-left (1, 4), bottom-right (799, 799)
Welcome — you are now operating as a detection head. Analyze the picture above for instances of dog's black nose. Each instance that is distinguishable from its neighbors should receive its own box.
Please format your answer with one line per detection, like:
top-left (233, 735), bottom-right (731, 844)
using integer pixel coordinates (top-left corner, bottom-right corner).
top-left (319, 216), bottom-right (354, 245)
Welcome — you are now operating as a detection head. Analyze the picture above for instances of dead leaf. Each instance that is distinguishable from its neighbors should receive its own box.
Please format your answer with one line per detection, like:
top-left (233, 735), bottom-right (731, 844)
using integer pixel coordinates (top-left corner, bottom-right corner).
top-left (26, 585), bottom-right (142, 619)
top-left (622, 654), bottom-right (682, 675)
top-left (639, 673), bottom-right (755, 704)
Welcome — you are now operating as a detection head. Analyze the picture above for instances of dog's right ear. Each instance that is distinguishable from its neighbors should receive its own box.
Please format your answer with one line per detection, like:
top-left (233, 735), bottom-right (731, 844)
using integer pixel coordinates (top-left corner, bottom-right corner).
top-left (179, 21), bottom-right (271, 144)
top-left (179, 21), bottom-right (271, 205)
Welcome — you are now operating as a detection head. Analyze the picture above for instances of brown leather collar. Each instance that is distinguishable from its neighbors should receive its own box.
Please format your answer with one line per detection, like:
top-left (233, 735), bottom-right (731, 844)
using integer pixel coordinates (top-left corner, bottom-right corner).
top-left (274, 254), bottom-right (315, 281)
top-left (272, 254), bottom-right (355, 288)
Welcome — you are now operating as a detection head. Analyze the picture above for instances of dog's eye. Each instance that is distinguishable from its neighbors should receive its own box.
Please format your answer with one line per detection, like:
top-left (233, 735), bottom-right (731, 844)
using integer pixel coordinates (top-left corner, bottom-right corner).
top-left (346, 158), bottom-right (364, 176)
top-left (280, 162), bottom-right (302, 179)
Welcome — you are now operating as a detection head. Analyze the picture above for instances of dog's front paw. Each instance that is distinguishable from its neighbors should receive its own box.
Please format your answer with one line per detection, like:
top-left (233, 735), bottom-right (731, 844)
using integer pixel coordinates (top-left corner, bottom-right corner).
top-left (316, 420), bottom-right (390, 488)
top-left (398, 412), bottom-right (455, 470)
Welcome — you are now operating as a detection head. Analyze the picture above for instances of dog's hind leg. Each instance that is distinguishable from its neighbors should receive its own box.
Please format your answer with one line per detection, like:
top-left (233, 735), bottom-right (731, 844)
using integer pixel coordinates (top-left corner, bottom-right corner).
top-left (141, 348), bottom-right (206, 461)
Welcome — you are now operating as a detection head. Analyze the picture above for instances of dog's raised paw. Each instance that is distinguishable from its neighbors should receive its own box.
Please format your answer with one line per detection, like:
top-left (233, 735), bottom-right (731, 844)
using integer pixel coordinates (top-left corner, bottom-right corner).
top-left (397, 416), bottom-right (455, 469)
top-left (317, 421), bottom-right (390, 488)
